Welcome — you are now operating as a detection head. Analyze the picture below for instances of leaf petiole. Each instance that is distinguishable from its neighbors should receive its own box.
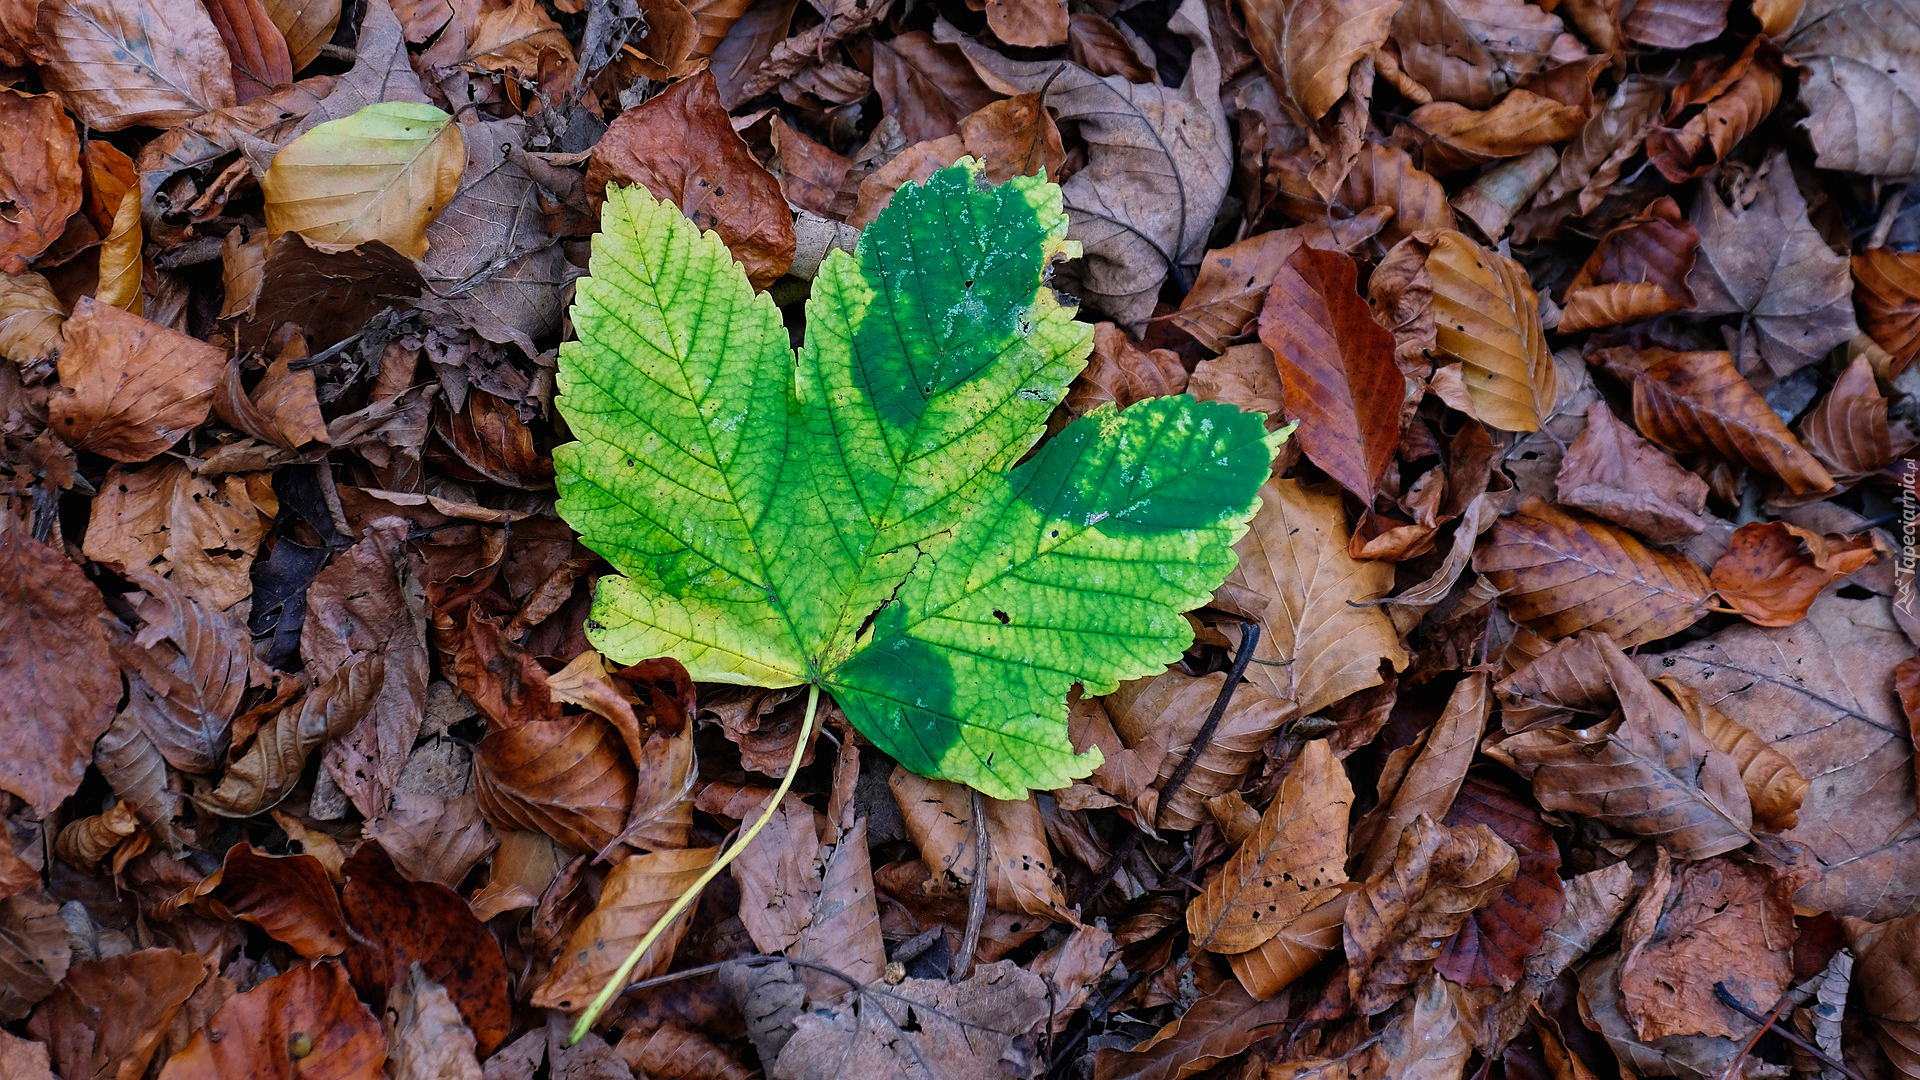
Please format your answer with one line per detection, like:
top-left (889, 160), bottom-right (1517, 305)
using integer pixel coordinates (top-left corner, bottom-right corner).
top-left (568, 682), bottom-right (824, 1043)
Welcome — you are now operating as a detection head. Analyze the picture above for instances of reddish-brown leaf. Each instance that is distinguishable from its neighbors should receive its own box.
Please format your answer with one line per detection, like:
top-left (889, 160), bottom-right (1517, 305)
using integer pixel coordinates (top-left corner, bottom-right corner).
top-left (36, 0), bottom-right (237, 129)
top-left (531, 846), bottom-right (718, 1012)
top-left (1557, 195), bottom-right (1698, 331)
top-left (1554, 400), bottom-right (1709, 544)
top-left (0, 532), bottom-right (118, 817)
top-left (1239, 0), bottom-right (1402, 121)
top-left (1258, 246), bottom-right (1405, 504)
top-left (1801, 351), bottom-right (1903, 481)
top-left (1410, 88), bottom-right (1591, 174)
top-left (50, 299), bottom-right (223, 463)
top-left (1853, 248), bottom-right (1920, 375)
top-left (871, 31), bottom-right (999, 144)
top-left (1433, 775), bottom-right (1565, 990)
top-left (1618, 857), bottom-right (1794, 1040)
top-left (1065, 323), bottom-right (1188, 417)
top-left (1847, 911), bottom-right (1920, 1080)
top-left (26, 948), bottom-right (207, 1080)
top-left (1645, 40), bottom-right (1784, 184)
top-left (155, 962), bottom-right (383, 1080)
top-left (203, 0), bottom-right (294, 101)
top-left (1092, 977), bottom-right (1294, 1080)
top-left (187, 844), bottom-right (349, 959)
top-left (1710, 521), bottom-right (1880, 627)
top-left (0, 90), bottom-right (79, 274)
top-left (1657, 676), bottom-right (1808, 832)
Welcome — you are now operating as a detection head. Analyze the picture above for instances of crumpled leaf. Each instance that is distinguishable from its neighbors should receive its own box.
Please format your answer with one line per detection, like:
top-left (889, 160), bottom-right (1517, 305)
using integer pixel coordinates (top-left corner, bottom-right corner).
top-left (263, 101), bottom-right (464, 261)
top-left (385, 966), bottom-right (483, 1080)
top-left (556, 162), bottom-right (1277, 799)
top-left (1645, 40), bottom-right (1784, 185)
top-left (0, 90), bottom-right (80, 274)
top-left (1344, 814), bottom-right (1517, 1014)
top-left (953, 0), bottom-right (1230, 326)
top-left (1846, 911), bottom-right (1920, 1079)
top-left (1433, 774), bottom-right (1566, 990)
top-left (769, 961), bottom-right (1048, 1080)
top-left (1800, 350), bottom-right (1903, 479)
top-left (1224, 479), bottom-right (1409, 715)
top-left (25, 948), bottom-right (207, 1080)
top-left (532, 847), bottom-right (718, 1012)
top-left (1094, 976), bottom-right (1293, 1080)
top-left (1687, 152), bottom-right (1859, 378)
top-left (1617, 856), bottom-right (1794, 1041)
top-left (36, 0), bottom-right (236, 130)
top-left (1785, 0), bottom-right (1920, 179)
top-left (891, 767), bottom-right (1072, 920)
top-left (0, 531), bottom-right (118, 816)
top-left (1354, 673), bottom-right (1487, 877)
top-left (108, 574), bottom-right (256, 775)
top-left (1473, 497), bottom-right (1711, 647)
top-left (1390, 0), bottom-right (1581, 109)
top-left (1427, 230), bottom-right (1556, 431)
top-left (1187, 739), bottom-right (1352, 954)
top-left (1242, 0), bottom-right (1403, 120)
top-left (1557, 195), bottom-right (1698, 332)
top-left (50, 299), bottom-right (222, 463)
top-left (1656, 676), bottom-right (1808, 833)
top-left (1102, 666), bottom-right (1295, 831)
top-left (1709, 520), bottom-right (1879, 627)
top-left (1259, 246), bottom-right (1404, 504)
top-left (155, 962), bottom-right (383, 1080)
top-left (1554, 401), bottom-right (1708, 545)
top-left (84, 463), bottom-right (277, 617)
top-left (183, 844), bottom-right (349, 958)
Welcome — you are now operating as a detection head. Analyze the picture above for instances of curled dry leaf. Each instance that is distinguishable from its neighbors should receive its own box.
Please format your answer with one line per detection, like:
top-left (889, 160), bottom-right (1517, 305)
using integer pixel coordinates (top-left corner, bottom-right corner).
top-left (204, 0), bottom-right (295, 102)
top-left (262, 102), bottom-right (464, 261)
top-left (385, 966), bottom-right (484, 1080)
top-left (531, 846), bottom-right (718, 1013)
top-left (1240, 0), bottom-right (1403, 120)
top-left (0, 90), bottom-right (80, 275)
top-left (0, 890), bottom-right (69, 1021)
top-left (1608, 347), bottom-right (1838, 495)
top-left (616, 1024), bottom-right (755, 1080)
top-left (85, 463), bottom-right (277, 616)
top-left (1389, 0), bottom-right (1582, 109)
top-left (1846, 911), bottom-right (1920, 1080)
top-left (1473, 497), bottom-right (1712, 647)
top-left (1259, 246), bottom-right (1404, 504)
top-left (1487, 633), bottom-right (1754, 859)
top-left (1187, 739), bottom-right (1352, 954)
top-left (1554, 401), bottom-right (1709, 544)
top-left (50, 299), bottom-right (223, 463)
top-left (586, 69), bottom-right (795, 288)
top-left (155, 962), bottom-right (383, 1080)
top-left (1354, 672), bottom-right (1487, 877)
top-left (1617, 857), bottom-right (1794, 1041)
top-left (0, 271), bottom-right (65, 365)
top-left (0, 532), bottom-right (118, 816)
top-left (198, 660), bottom-right (377, 816)
top-left (1104, 667), bottom-right (1295, 831)
top-left (1785, 0), bottom-right (1920, 179)
top-left (1656, 676), bottom-right (1808, 832)
top-left (1171, 219), bottom-right (1385, 352)
top-left (1646, 40), bottom-right (1785, 185)
top-left (53, 800), bottom-right (141, 871)
top-left (890, 767), bottom-right (1072, 921)
top-left (1709, 520), bottom-right (1879, 627)
top-left (1064, 323), bottom-right (1188, 417)
top-left (1433, 774), bottom-right (1566, 990)
top-left (1853, 248), bottom-right (1920, 374)
top-left (1427, 230), bottom-right (1556, 432)
top-left (1801, 350), bottom-right (1902, 479)
top-left (1225, 479), bottom-right (1409, 715)
top-left (1557, 195), bottom-right (1698, 332)
top-left (1409, 87), bottom-right (1592, 175)
top-left (111, 573), bottom-right (257, 774)
top-left (26, 948), bottom-right (207, 1080)
top-left (36, 0), bottom-right (236, 130)
top-left (1523, 77), bottom-right (1664, 233)
top-left (1270, 143), bottom-right (1453, 249)
top-left (184, 844), bottom-right (349, 958)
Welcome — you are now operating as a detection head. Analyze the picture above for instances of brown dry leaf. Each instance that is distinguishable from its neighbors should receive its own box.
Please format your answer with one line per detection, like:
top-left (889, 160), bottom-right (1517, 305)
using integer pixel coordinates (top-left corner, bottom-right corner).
top-left (1557, 196), bottom-right (1698, 331)
top-left (474, 708), bottom-right (640, 855)
top-left (242, 235), bottom-right (424, 352)
top-left (1389, 0), bottom-right (1583, 109)
top-left (1259, 246), bottom-right (1405, 503)
top-left (83, 140), bottom-right (143, 314)
top-left (109, 572), bottom-right (256, 772)
top-left (85, 462), bottom-right (276, 616)
top-left (186, 844), bottom-right (349, 958)
top-left (155, 962), bottom-right (383, 1080)
top-left (1520, 76), bottom-right (1662, 233)
top-left (617, 1025), bottom-right (755, 1080)
top-left (1225, 479), bottom-right (1409, 714)
top-left (729, 794), bottom-right (822, 952)
top-left (1433, 774), bottom-right (1566, 990)
top-left (1064, 323), bottom-right (1188, 417)
top-left (0, 531), bottom-right (118, 816)
top-left (871, 32), bottom-right (998, 144)
top-left (204, 0), bottom-right (293, 102)
top-left (1847, 912), bottom-right (1920, 1080)
top-left (1354, 673), bottom-right (1487, 877)
top-left (341, 845), bottom-right (510, 1055)
top-left (262, 0), bottom-right (339, 69)
top-left (1189, 342), bottom-right (1287, 418)
top-left (462, 0), bottom-right (573, 86)
top-left (531, 847), bottom-right (719, 1012)
top-left (1427, 230), bottom-right (1556, 431)
top-left (1853, 248), bottom-right (1920, 374)
top-left (0, 271), bottom-right (65, 365)
top-left (790, 816), bottom-right (885, 989)
top-left (1621, 0), bottom-right (1729, 46)
top-left (1688, 152), bottom-right (1859, 378)
top-left (955, 0), bottom-right (1229, 325)
top-left (1610, 347), bottom-right (1839, 494)
top-left (0, 1032), bottom-right (54, 1080)
top-left (0, 90), bottom-right (80, 275)
top-left (53, 801), bottom-right (141, 871)
top-left (0, 890), bottom-right (70, 1021)
top-left (385, 966), bottom-right (483, 1080)
top-left (1096, 977), bottom-right (1293, 1080)
top-left (1577, 951), bottom-right (1747, 1080)
top-left (1645, 40), bottom-right (1785, 185)
top-left (50, 299), bottom-right (221, 462)
top-left (1029, 924), bottom-right (1116, 1032)
top-left (1240, 0), bottom-right (1403, 120)
top-left (26, 948), bottom-right (207, 1080)
top-left (1648, 588), bottom-right (1918, 918)
top-left (1709, 520), bottom-right (1879, 627)
top-left (1410, 87), bottom-right (1591, 175)
top-left (586, 69), bottom-right (795, 288)
top-left (365, 788), bottom-right (495, 889)
top-left (1104, 667), bottom-right (1295, 831)
top-left (1473, 497), bottom-right (1712, 647)
top-left (1801, 350), bottom-right (1902, 479)
top-left (198, 659), bottom-right (375, 816)
top-left (1270, 143), bottom-right (1452, 249)
top-left (37, 0), bottom-right (236, 130)
top-left (1269, 975), bottom-right (1472, 1080)
top-left (1785, 0), bottom-right (1920, 179)
top-left (1187, 739), bottom-right (1353, 953)
top-left (1488, 632), bottom-right (1755, 858)
top-left (955, 93), bottom-right (1067, 182)
top-left (1658, 676), bottom-right (1808, 832)
top-left (890, 767), bottom-right (1072, 921)
top-left (1171, 220), bottom-right (1384, 352)
top-left (1344, 814), bottom-right (1517, 1013)
top-left (769, 961), bottom-right (1048, 1080)
top-left (985, 0), bottom-right (1065, 46)
top-left (1554, 401), bottom-right (1709, 545)
top-left (1225, 892), bottom-right (1348, 999)
top-left (1618, 857), bottom-right (1794, 1040)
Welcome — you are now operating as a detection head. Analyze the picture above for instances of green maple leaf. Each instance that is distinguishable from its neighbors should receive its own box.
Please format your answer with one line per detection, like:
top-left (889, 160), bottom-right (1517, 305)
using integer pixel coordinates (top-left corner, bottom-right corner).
top-left (555, 160), bottom-right (1281, 801)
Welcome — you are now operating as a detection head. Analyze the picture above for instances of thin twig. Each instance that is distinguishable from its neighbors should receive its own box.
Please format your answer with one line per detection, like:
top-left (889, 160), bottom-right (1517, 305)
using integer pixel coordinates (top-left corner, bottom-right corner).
top-left (954, 789), bottom-right (990, 982)
top-left (1714, 983), bottom-right (1867, 1080)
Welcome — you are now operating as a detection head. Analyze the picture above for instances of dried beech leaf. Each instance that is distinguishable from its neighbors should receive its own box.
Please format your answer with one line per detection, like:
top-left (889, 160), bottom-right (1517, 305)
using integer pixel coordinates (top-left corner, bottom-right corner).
top-left (1785, 0), bottom-right (1920, 178)
top-left (1433, 775), bottom-right (1566, 990)
top-left (1853, 248), bottom-right (1920, 374)
top-left (1225, 892), bottom-right (1347, 1000)
top-left (1094, 977), bottom-right (1294, 1080)
top-left (1391, 0), bottom-right (1581, 109)
top-left (1657, 676), bottom-right (1808, 832)
top-left (262, 0), bottom-right (340, 70)
top-left (1344, 814), bottom-right (1516, 1014)
top-left (1188, 739), bottom-right (1352, 954)
top-left (1709, 520), bottom-right (1879, 627)
top-left (769, 961), bottom-right (1047, 1080)
top-left (0, 271), bottom-right (65, 365)
top-left (532, 847), bottom-right (719, 1013)
top-left (155, 962), bottom-right (383, 1080)
top-left (0, 532), bottom-right (118, 816)
top-left (1105, 667), bottom-right (1295, 831)
top-left (1557, 196), bottom-right (1698, 332)
top-left (199, 660), bottom-right (376, 817)
top-left (1554, 401), bottom-right (1709, 545)
top-left (50, 299), bottom-right (222, 463)
top-left (1473, 497), bottom-right (1711, 647)
top-left (1800, 350), bottom-right (1901, 479)
top-left (1609, 347), bottom-right (1838, 494)
top-left (890, 767), bottom-right (1072, 920)
top-left (26, 948), bottom-right (207, 1080)
top-left (1617, 857), bottom-right (1794, 1040)
top-left (0, 90), bottom-right (80, 274)
top-left (1240, 0), bottom-right (1403, 120)
top-left (1645, 41), bottom-right (1784, 185)
top-left (617, 1024), bottom-right (755, 1080)
top-left (1355, 673), bottom-right (1487, 877)
top-left (1410, 88), bottom-right (1591, 175)
top-left (1847, 911), bottom-right (1920, 1080)
top-left (385, 966), bottom-right (483, 1080)
top-left (1426, 230), bottom-right (1556, 431)
top-left (188, 844), bottom-right (349, 958)
top-left (85, 462), bottom-right (277, 616)
top-left (0, 890), bottom-right (69, 1020)
top-left (1065, 323), bottom-right (1188, 416)
top-left (37, 0), bottom-right (236, 130)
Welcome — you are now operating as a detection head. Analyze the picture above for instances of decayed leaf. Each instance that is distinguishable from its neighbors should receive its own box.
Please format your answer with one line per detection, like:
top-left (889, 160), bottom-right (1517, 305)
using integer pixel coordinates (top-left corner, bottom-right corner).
top-left (155, 962), bottom-right (383, 1080)
top-left (792, 816), bottom-right (885, 989)
top-left (1473, 497), bottom-right (1712, 647)
top-left (25, 948), bottom-right (207, 1080)
top-left (1785, 0), bottom-right (1920, 179)
top-left (1616, 856), bottom-right (1794, 1041)
top-left (385, 966), bottom-right (484, 1080)
top-left (1104, 667), bottom-right (1295, 831)
top-left (1426, 230), bottom-right (1555, 431)
top-left (1610, 347), bottom-right (1838, 494)
top-left (1853, 248), bottom-right (1920, 373)
top-left (186, 845), bottom-right (349, 958)
top-left (1355, 673), bottom-right (1487, 877)
top-left (532, 847), bottom-right (718, 1013)
top-left (198, 660), bottom-right (375, 816)
top-left (1390, 0), bottom-right (1581, 109)
top-left (770, 961), bottom-right (1048, 1080)
top-left (1687, 152), bottom-right (1859, 378)
top-left (617, 1025), bottom-right (755, 1080)
top-left (1554, 401), bottom-right (1709, 545)
top-left (0, 90), bottom-right (80, 274)
top-left (1489, 632), bottom-right (1755, 859)
top-left (1095, 977), bottom-right (1293, 1080)
top-left (891, 768), bottom-right (1071, 920)
top-left (262, 101), bottom-right (463, 261)
top-left (84, 463), bottom-right (277, 616)
top-left (1172, 221), bottom-right (1383, 352)
top-left (1847, 912), bottom-right (1920, 1080)
top-left (1187, 739), bottom-right (1352, 953)
top-left (1648, 589), bottom-right (1918, 919)
top-left (1709, 520), bottom-right (1878, 627)
top-left (50, 298), bottom-right (222, 462)
top-left (955, 0), bottom-right (1230, 325)
top-left (1657, 676), bottom-right (1808, 833)
top-left (0, 532), bottom-right (118, 816)
top-left (0, 890), bottom-right (69, 1021)
top-left (0, 271), bottom-right (64, 365)
top-left (36, 0), bottom-right (236, 129)
top-left (1433, 774), bottom-right (1566, 990)
top-left (1225, 479), bottom-right (1409, 715)
top-left (1645, 40), bottom-right (1785, 185)
top-left (1241, 0), bottom-right (1403, 120)
top-left (1801, 350), bottom-right (1902, 479)
top-left (0, 1032), bottom-right (53, 1080)
top-left (1259, 246), bottom-right (1404, 503)
top-left (586, 69), bottom-right (795, 288)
